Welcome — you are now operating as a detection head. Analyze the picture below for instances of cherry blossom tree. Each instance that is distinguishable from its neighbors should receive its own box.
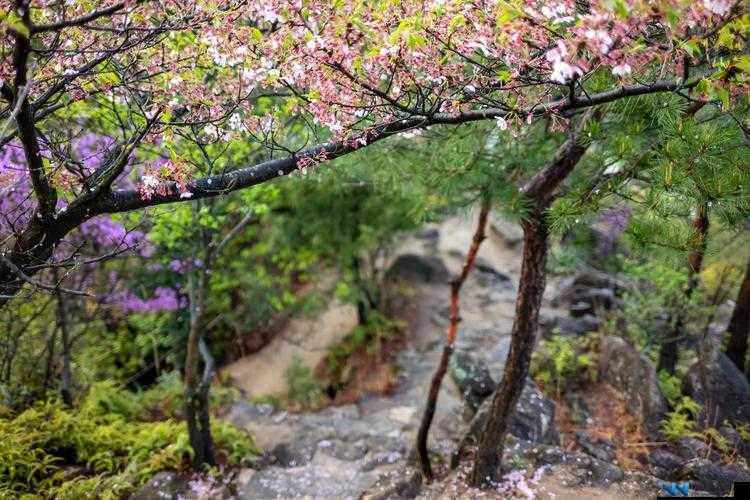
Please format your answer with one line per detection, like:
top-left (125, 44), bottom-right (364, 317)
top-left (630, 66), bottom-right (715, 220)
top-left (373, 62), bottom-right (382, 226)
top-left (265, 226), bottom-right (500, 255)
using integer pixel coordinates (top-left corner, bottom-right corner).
top-left (2, 0), bottom-right (746, 306)
top-left (1, 0), bottom-right (749, 482)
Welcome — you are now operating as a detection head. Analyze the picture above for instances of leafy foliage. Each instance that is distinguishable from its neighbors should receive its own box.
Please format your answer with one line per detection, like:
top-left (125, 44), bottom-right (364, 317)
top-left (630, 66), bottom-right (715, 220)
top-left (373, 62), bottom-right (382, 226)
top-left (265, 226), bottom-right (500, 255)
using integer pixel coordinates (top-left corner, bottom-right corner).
top-left (284, 356), bottom-right (323, 411)
top-left (661, 396), bottom-right (702, 442)
top-left (531, 333), bottom-right (599, 399)
top-left (0, 378), bottom-right (257, 498)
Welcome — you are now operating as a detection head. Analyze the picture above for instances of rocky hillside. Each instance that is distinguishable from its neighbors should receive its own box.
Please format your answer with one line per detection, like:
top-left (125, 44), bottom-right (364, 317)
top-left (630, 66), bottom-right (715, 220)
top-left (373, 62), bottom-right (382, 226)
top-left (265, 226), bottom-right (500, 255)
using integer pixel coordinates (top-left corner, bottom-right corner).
top-left (133, 212), bottom-right (750, 499)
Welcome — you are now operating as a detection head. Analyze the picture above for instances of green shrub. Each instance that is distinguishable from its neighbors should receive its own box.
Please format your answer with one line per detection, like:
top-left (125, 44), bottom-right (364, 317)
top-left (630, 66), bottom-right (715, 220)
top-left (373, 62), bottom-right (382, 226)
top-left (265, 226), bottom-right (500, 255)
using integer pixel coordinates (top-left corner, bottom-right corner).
top-left (531, 333), bottom-right (599, 398)
top-left (658, 370), bottom-right (683, 407)
top-left (284, 356), bottom-right (322, 410)
top-left (661, 396), bottom-right (702, 441)
top-left (0, 381), bottom-right (258, 498)
top-left (323, 312), bottom-right (401, 389)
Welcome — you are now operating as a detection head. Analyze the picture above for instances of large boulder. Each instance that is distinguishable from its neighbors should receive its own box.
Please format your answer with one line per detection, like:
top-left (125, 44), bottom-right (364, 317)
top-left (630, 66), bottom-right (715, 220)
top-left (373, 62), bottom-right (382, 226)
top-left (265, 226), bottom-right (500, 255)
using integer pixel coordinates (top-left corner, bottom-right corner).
top-left (676, 458), bottom-right (750, 496)
top-left (448, 350), bottom-right (497, 414)
top-left (648, 448), bottom-right (683, 479)
top-left (574, 431), bottom-right (616, 462)
top-left (598, 336), bottom-right (669, 439)
top-left (682, 351), bottom-right (750, 428)
top-left (463, 377), bottom-right (559, 446)
top-left (489, 214), bottom-right (524, 248)
top-left (386, 253), bottom-right (449, 284)
top-left (552, 270), bottom-right (628, 308)
top-left (451, 343), bottom-right (559, 446)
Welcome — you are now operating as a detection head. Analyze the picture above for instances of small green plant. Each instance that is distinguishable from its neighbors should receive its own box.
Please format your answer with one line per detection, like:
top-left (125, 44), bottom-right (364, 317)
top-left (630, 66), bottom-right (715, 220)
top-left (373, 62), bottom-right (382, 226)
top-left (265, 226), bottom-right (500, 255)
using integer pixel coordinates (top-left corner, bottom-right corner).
top-left (284, 356), bottom-right (322, 410)
top-left (531, 333), bottom-right (599, 398)
top-left (736, 423), bottom-right (750, 443)
top-left (702, 427), bottom-right (731, 454)
top-left (324, 312), bottom-right (401, 389)
top-left (661, 396), bottom-right (702, 441)
top-left (658, 369), bottom-right (683, 407)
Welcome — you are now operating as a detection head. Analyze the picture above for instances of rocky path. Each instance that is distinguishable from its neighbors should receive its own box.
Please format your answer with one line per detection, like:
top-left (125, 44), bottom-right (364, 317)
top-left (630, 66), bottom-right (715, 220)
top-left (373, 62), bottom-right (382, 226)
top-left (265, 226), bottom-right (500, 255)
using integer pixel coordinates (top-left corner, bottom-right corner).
top-left (132, 212), bottom-right (750, 499)
top-left (217, 213), bottom-right (686, 499)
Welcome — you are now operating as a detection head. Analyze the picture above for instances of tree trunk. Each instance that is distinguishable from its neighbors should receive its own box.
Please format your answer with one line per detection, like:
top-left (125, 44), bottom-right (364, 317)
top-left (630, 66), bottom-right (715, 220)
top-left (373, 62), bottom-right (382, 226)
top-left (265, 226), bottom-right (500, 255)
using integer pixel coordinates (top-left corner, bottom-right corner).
top-left (467, 111), bottom-right (593, 487)
top-left (43, 326), bottom-right (56, 393)
top-left (658, 202), bottom-right (709, 375)
top-left (726, 257), bottom-right (750, 375)
top-left (54, 281), bottom-right (73, 407)
top-left (416, 202), bottom-right (490, 479)
top-left (470, 216), bottom-right (548, 486)
top-left (185, 259), bottom-right (215, 469)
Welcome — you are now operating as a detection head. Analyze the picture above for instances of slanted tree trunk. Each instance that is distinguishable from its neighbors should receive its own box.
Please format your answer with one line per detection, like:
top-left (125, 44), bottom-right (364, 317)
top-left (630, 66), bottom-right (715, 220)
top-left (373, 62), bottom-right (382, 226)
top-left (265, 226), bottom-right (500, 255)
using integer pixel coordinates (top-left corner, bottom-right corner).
top-left (416, 200), bottom-right (490, 479)
top-left (658, 202), bottom-right (709, 375)
top-left (726, 257), bottom-right (750, 375)
top-left (469, 113), bottom-right (593, 487)
top-left (470, 214), bottom-right (549, 486)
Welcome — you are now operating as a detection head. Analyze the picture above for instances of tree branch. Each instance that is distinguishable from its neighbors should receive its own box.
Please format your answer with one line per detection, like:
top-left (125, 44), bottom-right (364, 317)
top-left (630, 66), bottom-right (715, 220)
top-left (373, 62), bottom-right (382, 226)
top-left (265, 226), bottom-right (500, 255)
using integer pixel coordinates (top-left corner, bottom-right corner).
top-left (31, 2), bottom-right (128, 33)
top-left (12, 9), bottom-right (57, 220)
top-left (0, 253), bottom-right (92, 297)
top-left (97, 78), bottom-right (687, 215)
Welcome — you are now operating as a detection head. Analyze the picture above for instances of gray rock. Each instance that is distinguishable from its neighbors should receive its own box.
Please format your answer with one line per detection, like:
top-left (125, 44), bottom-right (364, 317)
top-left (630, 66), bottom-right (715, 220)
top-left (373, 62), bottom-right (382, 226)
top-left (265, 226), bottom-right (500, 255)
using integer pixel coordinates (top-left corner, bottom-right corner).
top-left (573, 454), bottom-right (625, 486)
top-left (449, 350), bottom-right (497, 413)
top-left (682, 351), bottom-right (750, 428)
top-left (674, 437), bottom-right (721, 463)
top-left (474, 259), bottom-right (512, 286)
top-left (557, 315), bottom-right (599, 336)
top-left (570, 301), bottom-right (595, 318)
top-left (272, 442), bottom-right (314, 468)
top-left (676, 458), bottom-right (750, 496)
top-left (386, 254), bottom-right (449, 284)
top-left (452, 344), bottom-right (558, 446)
top-left (362, 468), bottom-right (422, 500)
top-left (490, 215), bottom-right (524, 247)
top-left (240, 452), bottom-right (381, 499)
top-left (598, 335), bottom-right (669, 439)
top-left (130, 471), bottom-right (187, 500)
top-left (571, 287), bottom-right (621, 311)
top-left (648, 449), bottom-right (683, 478)
top-left (465, 377), bottom-right (559, 445)
top-left (564, 392), bottom-right (592, 426)
top-left (719, 426), bottom-right (750, 460)
top-left (485, 337), bottom-right (511, 379)
top-left (318, 438), bottom-right (368, 461)
top-left (534, 448), bottom-right (624, 486)
top-left (575, 431), bottom-right (616, 462)
top-left (552, 270), bottom-right (627, 308)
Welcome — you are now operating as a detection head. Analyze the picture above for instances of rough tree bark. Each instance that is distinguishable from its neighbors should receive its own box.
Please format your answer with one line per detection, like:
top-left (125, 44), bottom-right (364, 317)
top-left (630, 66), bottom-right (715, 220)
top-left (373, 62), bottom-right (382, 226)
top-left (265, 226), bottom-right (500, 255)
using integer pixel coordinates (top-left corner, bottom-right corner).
top-left (184, 252), bottom-right (216, 469)
top-left (658, 202), bottom-right (709, 375)
top-left (184, 207), bottom-right (255, 469)
top-left (726, 257), bottom-right (750, 375)
top-left (416, 199), bottom-right (490, 479)
top-left (469, 114), bottom-right (592, 487)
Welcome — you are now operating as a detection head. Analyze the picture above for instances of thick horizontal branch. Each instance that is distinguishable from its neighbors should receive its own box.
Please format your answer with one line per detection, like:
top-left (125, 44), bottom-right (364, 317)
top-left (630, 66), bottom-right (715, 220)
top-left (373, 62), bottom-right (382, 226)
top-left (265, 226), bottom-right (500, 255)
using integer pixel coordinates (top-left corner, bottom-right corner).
top-left (31, 2), bottom-right (127, 33)
top-left (95, 78), bottom-right (692, 215)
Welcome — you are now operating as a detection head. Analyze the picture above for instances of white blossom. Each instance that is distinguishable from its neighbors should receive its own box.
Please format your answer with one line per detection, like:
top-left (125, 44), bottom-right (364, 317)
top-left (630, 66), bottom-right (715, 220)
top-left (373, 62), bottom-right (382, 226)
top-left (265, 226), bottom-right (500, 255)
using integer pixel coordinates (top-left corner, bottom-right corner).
top-left (703, 0), bottom-right (734, 16)
top-left (611, 63), bottom-right (632, 77)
